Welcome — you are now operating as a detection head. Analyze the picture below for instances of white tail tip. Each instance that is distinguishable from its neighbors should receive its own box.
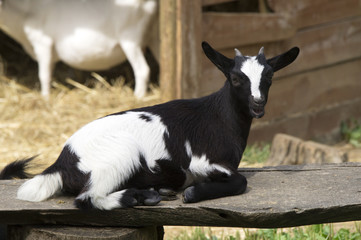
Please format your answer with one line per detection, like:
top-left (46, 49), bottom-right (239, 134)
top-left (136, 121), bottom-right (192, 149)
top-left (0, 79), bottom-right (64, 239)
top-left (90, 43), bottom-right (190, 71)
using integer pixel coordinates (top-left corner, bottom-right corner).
top-left (17, 173), bottom-right (63, 202)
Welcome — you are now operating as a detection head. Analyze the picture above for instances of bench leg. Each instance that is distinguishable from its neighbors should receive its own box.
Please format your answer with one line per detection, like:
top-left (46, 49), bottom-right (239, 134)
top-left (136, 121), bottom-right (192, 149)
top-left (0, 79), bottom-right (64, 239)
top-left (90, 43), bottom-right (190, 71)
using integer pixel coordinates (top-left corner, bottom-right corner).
top-left (8, 225), bottom-right (164, 240)
top-left (0, 224), bottom-right (7, 240)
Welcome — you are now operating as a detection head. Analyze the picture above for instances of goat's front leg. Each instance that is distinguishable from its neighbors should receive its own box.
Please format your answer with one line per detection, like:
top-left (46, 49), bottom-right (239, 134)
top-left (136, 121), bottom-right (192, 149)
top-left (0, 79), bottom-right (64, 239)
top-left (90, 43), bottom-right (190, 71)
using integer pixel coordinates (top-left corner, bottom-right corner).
top-left (182, 172), bottom-right (247, 203)
top-left (119, 40), bottom-right (150, 99)
top-left (25, 26), bottom-right (55, 97)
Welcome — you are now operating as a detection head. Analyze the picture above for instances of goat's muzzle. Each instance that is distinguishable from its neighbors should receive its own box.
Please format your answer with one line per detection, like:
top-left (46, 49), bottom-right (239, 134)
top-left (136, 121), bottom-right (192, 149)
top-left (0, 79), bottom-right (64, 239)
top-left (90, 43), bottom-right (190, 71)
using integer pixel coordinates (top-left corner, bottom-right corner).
top-left (249, 97), bottom-right (266, 119)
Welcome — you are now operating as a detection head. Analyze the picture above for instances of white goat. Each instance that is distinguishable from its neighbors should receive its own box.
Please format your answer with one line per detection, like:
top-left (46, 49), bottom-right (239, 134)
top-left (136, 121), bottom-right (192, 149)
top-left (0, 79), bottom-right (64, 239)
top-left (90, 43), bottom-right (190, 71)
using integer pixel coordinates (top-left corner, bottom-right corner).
top-left (0, 0), bottom-right (158, 98)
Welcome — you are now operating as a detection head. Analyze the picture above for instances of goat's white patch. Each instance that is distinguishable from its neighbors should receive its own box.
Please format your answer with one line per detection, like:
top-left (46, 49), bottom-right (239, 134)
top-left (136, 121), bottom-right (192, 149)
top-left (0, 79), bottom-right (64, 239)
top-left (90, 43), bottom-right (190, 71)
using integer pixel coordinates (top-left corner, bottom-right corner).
top-left (76, 189), bottom-right (128, 210)
top-left (17, 172), bottom-right (63, 202)
top-left (185, 140), bottom-right (192, 158)
top-left (240, 56), bottom-right (265, 100)
top-left (183, 140), bottom-right (231, 188)
top-left (67, 111), bottom-right (170, 198)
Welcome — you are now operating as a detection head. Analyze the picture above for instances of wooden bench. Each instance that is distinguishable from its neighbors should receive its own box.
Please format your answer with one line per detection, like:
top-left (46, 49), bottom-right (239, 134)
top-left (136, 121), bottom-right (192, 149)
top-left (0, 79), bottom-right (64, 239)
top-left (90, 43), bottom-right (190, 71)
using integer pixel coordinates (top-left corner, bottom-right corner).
top-left (1, 163), bottom-right (361, 239)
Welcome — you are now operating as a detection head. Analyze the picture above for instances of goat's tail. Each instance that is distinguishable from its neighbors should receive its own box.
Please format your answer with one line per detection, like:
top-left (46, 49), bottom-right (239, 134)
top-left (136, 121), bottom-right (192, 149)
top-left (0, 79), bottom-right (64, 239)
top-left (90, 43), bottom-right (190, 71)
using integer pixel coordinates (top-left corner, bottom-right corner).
top-left (17, 170), bottom-right (63, 202)
top-left (0, 157), bottom-right (35, 180)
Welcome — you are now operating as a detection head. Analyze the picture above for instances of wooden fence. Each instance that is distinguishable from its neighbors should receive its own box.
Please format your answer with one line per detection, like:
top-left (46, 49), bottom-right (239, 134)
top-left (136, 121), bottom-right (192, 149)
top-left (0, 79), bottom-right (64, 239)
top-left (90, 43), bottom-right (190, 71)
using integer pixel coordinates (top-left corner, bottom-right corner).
top-left (159, 0), bottom-right (361, 142)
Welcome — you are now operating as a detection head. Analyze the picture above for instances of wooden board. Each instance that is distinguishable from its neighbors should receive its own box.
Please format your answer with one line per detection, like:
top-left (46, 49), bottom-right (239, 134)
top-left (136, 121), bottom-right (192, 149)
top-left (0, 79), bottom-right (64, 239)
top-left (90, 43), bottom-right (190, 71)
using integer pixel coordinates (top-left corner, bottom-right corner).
top-left (205, 55), bottom-right (361, 116)
top-left (202, 0), bottom-right (234, 6)
top-left (268, 0), bottom-right (361, 29)
top-left (202, 0), bottom-right (361, 46)
top-left (259, 58), bottom-right (361, 122)
top-left (199, 57), bottom-right (361, 140)
top-left (249, 97), bottom-right (361, 142)
top-left (201, 15), bottom-right (361, 96)
top-left (1, 163), bottom-right (361, 228)
top-left (202, 12), bottom-right (295, 49)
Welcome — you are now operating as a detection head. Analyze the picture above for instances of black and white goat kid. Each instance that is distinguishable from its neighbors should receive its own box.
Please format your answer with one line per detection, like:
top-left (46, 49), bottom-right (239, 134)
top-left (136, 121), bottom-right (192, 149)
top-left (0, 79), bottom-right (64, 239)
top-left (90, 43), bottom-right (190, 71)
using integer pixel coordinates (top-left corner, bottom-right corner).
top-left (17, 42), bottom-right (299, 209)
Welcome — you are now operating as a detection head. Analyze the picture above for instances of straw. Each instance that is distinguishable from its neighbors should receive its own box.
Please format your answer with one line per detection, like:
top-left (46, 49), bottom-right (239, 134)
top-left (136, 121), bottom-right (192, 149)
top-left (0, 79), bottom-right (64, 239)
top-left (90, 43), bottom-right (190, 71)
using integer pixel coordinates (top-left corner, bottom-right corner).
top-left (0, 75), bottom-right (162, 172)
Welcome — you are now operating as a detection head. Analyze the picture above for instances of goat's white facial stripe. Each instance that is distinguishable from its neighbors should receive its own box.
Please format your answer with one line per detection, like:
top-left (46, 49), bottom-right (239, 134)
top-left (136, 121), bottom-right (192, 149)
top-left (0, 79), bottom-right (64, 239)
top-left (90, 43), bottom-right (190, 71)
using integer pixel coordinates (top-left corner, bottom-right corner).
top-left (240, 57), bottom-right (264, 100)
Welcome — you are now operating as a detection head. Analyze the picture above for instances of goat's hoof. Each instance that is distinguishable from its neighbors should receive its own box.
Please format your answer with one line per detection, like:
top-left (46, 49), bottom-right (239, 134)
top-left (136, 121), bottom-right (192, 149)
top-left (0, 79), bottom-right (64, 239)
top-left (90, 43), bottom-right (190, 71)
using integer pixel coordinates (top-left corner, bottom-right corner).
top-left (120, 195), bottom-right (138, 208)
top-left (182, 186), bottom-right (197, 203)
top-left (144, 197), bottom-right (161, 206)
top-left (144, 196), bottom-right (162, 206)
top-left (139, 189), bottom-right (161, 206)
top-left (74, 197), bottom-right (94, 210)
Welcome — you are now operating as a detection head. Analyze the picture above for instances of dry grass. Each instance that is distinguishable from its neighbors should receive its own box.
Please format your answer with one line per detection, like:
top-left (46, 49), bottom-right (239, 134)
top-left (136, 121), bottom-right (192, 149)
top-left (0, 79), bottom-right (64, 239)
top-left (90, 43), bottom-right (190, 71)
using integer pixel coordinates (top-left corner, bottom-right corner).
top-left (0, 74), bottom-right (162, 171)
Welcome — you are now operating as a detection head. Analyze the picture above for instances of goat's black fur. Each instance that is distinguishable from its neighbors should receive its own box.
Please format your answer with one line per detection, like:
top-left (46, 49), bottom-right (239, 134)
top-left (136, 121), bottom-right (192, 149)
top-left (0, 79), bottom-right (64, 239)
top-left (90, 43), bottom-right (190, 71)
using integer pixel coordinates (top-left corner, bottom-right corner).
top-left (0, 157), bottom-right (35, 180)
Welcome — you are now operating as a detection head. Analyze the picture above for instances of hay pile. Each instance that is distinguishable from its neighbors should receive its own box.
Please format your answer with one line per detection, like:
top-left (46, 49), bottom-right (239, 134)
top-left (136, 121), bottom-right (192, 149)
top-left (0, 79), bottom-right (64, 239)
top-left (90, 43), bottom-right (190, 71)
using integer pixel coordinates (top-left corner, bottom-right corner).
top-left (0, 74), bottom-right (162, 172)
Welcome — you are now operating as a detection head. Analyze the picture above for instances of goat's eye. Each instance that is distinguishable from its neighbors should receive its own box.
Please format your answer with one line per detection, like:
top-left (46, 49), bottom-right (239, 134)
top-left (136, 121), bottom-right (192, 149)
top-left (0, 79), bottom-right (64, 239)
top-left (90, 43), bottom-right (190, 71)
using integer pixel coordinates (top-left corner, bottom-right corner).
top-left (230, 74), bottom-right (241, 87)
top-left (231, 74), bottom-right (240, 87)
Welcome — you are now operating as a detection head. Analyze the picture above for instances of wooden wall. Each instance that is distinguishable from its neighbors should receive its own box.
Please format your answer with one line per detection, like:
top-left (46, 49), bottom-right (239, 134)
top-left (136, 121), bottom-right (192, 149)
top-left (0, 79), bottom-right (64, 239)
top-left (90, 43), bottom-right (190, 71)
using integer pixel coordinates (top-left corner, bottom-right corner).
top-left (160, 0), bottom-right (361, 143)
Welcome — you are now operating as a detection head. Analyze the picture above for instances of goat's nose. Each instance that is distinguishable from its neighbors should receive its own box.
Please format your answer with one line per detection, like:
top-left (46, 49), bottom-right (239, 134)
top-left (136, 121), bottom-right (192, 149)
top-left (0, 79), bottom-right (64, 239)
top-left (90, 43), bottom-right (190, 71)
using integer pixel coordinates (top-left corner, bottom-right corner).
top-left (253, 96), bottom-right (265, 105)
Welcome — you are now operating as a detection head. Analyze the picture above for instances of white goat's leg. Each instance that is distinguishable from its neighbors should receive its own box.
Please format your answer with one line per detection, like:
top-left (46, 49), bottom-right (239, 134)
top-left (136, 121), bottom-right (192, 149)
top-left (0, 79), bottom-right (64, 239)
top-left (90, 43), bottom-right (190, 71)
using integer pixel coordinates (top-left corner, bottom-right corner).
top-left (25, 27), bottom-right (54, 97)
top-left (120, 41), bottom-right (150, 99)
top-left (34, 43), bottom-right (54, 97)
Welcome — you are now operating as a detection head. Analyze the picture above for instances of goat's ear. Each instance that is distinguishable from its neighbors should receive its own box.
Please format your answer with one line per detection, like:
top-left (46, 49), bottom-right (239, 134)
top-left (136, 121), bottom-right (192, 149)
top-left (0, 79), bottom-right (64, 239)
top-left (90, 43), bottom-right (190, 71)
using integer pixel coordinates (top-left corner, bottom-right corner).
top-left (267, 47), bottom-right (300, 72)
top-left (202, 41), bottom-right (234, 77)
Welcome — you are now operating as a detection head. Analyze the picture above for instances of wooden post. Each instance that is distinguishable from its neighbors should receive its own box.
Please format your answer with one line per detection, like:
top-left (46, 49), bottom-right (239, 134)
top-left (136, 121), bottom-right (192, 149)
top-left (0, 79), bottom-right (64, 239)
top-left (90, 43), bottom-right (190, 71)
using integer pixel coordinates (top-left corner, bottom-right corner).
top-left (159, 0), bottom-right (202, 101)
top-left (159, 0), bottom-right (178, 101)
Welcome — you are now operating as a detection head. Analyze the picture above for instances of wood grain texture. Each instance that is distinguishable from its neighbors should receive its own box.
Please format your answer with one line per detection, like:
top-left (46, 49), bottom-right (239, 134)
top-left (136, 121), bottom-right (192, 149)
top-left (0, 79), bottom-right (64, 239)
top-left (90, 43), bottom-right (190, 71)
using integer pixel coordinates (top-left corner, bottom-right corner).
top-left (1, 163), bottom-right (361, 228)
top-left (202, 13), bottom-right (295, 49)
top-left (267, 0), bottom-right (361, 29)
top-left (159, 0), bottom-right (202, 100)
top-left (201, 16), bottom-right (361, 96)
top-left (7, 225), bottom-right (161, 240)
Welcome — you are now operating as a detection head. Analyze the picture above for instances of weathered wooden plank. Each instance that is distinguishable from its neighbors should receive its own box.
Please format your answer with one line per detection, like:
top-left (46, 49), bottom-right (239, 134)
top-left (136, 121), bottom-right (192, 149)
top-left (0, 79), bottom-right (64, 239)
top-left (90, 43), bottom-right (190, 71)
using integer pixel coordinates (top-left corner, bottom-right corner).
top-left (201, 56), bottom-right (361, 122)
top-left (202, 13), bottom-right (295, 49)
top-left (1, 163), bottom-right (361, 228)
top-left (202, 0), bottom-right (234, 7)
top-left (295, 0), bottom-right (361, 29)
top-left (249, 97), bottom-right (361, 143)
top-left (267, 0), bottom-right (361, 29)
top-left (259, 58), bottom-right (361, 122)
top-left (200, 16), bottom-right (361, 96)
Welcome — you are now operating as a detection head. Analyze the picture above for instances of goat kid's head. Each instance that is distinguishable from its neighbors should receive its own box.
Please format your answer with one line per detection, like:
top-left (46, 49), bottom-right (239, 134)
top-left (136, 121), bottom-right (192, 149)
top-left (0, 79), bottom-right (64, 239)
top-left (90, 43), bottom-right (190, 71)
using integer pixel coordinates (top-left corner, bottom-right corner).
top-left (202, 41), bottom-right (299, 119)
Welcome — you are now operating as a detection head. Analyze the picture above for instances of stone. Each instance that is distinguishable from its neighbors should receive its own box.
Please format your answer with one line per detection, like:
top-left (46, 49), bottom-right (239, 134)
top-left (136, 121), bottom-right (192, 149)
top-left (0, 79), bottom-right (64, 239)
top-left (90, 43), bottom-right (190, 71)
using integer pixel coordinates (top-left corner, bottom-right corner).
top-left (266, 133), bottom-right (347, 166)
